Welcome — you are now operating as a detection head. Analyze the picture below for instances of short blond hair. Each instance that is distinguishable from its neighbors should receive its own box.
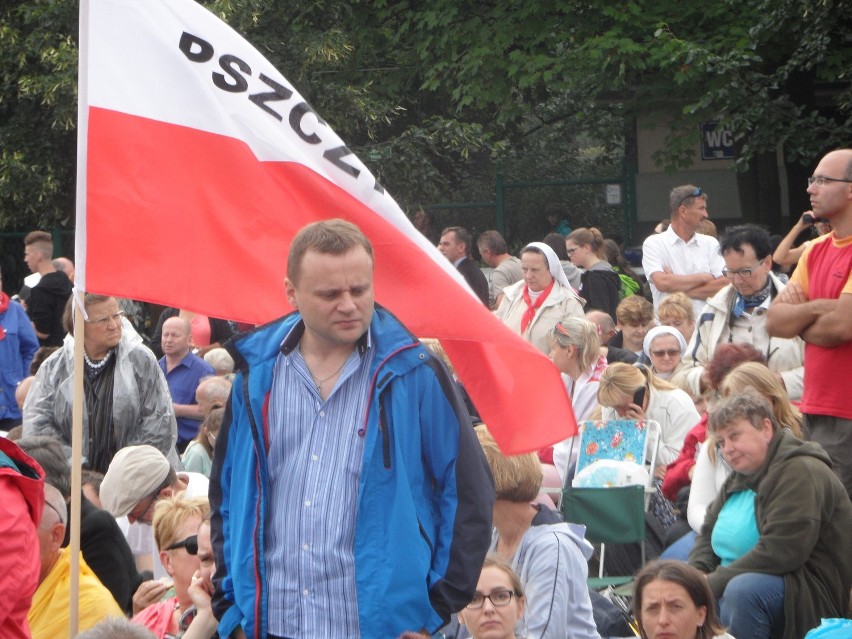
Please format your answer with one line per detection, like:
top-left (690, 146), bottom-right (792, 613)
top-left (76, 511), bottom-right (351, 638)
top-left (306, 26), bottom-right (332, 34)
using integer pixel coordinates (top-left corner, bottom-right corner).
top-left (475, 425), bottom-right (541, 502)
top-left (657, 292), bottom-right (694, 324)
top-left (153, 495), bottom-right (209, 551)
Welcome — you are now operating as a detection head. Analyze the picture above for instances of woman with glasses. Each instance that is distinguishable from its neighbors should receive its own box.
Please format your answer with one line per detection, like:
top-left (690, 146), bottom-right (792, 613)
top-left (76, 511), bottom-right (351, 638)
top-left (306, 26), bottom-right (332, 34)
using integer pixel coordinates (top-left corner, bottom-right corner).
top-left (565, 227), bottom-right (621, 318)
top-left (22, 294), bottom-right (179, 473)
top-left (457, 556), bottom-right (527, 639)
top-left (643, 326), bottom-right (687, 382)
top-left (132, 495), bottom-right (209, 638)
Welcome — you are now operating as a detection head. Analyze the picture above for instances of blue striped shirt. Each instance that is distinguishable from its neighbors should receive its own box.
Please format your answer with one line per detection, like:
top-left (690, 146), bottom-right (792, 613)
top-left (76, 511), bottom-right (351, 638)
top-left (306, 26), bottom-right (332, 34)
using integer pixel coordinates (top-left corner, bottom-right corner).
top-left (265, 324), bottom-right (373, 638)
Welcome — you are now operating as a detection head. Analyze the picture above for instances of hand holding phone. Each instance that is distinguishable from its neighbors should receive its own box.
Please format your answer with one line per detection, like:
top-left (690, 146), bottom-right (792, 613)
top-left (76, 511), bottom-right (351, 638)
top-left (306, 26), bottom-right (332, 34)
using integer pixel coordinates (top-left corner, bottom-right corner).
top-left (632, 386), bottom-right (646, 409)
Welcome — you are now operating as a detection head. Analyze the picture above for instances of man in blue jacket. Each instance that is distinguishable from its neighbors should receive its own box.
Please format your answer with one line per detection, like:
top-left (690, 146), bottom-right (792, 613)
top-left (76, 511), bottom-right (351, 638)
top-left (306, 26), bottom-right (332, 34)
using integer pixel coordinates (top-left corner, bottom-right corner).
top-left (210, 219), bottom-right (495, 639)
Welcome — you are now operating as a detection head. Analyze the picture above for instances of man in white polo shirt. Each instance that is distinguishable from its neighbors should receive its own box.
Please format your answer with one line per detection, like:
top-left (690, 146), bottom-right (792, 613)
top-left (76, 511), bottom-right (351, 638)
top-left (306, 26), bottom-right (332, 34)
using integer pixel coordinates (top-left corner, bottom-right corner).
top-left (642, 185), bottom-right (727, 318)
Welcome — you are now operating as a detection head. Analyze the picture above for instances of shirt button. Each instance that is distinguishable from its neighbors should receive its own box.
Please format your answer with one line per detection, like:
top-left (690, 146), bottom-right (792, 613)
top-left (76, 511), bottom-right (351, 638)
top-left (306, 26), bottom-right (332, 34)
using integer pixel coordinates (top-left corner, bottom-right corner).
top-left (319, 411), bottom-right (325, 417)
top-left (303, 543), bottom-right (309, 551)
top-left (311, 454), bottom-right (318, 462)
top-left (305, 500), bottom-right (311, 507)
top-left (302, 589), bottom-right (309, 596)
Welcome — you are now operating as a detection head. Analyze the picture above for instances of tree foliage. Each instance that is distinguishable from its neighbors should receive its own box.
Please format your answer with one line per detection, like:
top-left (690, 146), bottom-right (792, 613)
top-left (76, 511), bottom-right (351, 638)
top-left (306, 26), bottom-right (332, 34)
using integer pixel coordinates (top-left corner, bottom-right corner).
top-left (0, 0), bottom-right (848, 232)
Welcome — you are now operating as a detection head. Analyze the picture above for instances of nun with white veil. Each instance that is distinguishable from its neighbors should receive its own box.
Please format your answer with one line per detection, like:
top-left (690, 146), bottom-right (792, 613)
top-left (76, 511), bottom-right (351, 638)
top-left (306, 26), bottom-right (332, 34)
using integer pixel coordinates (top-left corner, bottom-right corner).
top-left (495, 242), bottom-right (585, 355)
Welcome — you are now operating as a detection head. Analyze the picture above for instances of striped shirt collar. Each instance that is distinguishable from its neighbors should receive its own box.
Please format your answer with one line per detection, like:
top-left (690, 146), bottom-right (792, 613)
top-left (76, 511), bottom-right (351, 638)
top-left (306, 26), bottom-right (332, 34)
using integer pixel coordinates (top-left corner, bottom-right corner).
top-left (278, 318), bottom-right (371, 357)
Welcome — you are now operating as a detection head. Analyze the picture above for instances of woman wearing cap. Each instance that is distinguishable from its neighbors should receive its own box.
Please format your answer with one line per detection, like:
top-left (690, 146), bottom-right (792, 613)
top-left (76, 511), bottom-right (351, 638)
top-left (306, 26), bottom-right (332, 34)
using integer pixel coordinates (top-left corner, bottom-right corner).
top-left (495, 242), bottom-right (585, 355)
top-left (643, 326), bottom-right (688, 382)
top-left (22, 294), bottom-right (179, 473)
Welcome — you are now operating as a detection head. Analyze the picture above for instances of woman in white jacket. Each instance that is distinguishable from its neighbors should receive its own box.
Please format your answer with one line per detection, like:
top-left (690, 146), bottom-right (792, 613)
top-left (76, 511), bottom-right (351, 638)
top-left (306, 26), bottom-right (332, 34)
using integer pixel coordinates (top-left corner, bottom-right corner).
top-left (495, 242), bottom-right (584, 355)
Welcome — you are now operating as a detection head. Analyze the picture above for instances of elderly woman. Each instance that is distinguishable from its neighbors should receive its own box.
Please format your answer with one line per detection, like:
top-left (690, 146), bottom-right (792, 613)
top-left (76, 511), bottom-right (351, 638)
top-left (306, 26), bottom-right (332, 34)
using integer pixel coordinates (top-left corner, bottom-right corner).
top-left (633, 560), bottom-right (733, 639)
top-left (565, 227), bottom-right (621, 317)
top-left (132, 496), bottom-right (209, 638)
top-left (495, 242), bottom-right (585, 355)
top-left (23, 294), bottom-right (178, 473)
top-left (457, 557), bottom-right (528, 639)
top-left (476, 426), bottom-right (600, 639)
top-left (689, 391), bottom-right (852, 639)
top-left (643, 326), bottom-right (688, 382)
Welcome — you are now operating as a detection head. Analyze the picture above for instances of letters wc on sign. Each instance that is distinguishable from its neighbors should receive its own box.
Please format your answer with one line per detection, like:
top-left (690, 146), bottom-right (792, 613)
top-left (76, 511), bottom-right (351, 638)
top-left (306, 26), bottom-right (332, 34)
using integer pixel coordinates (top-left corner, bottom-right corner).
top-left (700, 122), bottom-right (734, 160)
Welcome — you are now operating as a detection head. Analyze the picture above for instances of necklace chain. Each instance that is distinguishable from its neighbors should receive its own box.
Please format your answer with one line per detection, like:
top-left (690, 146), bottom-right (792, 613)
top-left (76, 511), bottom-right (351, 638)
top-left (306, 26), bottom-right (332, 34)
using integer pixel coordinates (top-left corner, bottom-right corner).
top-left (84, 349), bottom-right (113, 369)
top-left (312, 359), bottom-right (346, 390)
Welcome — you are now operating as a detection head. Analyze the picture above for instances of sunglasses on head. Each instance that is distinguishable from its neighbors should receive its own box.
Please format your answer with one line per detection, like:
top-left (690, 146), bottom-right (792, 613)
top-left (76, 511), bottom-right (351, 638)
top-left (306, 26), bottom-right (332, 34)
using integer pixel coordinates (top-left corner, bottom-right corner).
top-left (165, 534), bottom-right (198, 555)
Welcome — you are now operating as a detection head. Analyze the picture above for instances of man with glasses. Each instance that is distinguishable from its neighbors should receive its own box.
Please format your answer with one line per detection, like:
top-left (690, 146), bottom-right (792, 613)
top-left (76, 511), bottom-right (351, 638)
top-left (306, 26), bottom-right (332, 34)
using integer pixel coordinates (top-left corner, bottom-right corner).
top-left (768, 148), bottom-right (852, 498)
top-left (642, 185), bottom-right (727, 318)
top-left (681, 225), bottom-right (804, 399)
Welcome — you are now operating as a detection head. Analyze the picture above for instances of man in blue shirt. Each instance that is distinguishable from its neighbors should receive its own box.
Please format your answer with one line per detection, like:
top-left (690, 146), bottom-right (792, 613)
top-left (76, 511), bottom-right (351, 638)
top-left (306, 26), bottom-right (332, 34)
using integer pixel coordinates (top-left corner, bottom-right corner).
top-left (210, 219), bottom-right (495, 639)
top-left (158, 317), bottom-right (214, 451)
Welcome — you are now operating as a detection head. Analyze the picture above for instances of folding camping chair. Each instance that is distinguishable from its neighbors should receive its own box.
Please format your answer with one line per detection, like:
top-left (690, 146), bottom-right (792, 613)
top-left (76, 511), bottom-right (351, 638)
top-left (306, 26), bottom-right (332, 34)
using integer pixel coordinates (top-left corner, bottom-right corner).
top-left (561, 419), bottom-right (660, 590)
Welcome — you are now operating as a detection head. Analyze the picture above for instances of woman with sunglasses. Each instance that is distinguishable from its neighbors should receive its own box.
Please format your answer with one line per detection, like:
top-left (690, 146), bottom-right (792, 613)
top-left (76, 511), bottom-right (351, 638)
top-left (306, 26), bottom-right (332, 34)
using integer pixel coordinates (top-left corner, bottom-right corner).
top-left (457, 556), bottom-right (527, 639)
top-left (643, 326), bottom-right (688, 382)
top-left (131, 495), bottom-right (209, 639)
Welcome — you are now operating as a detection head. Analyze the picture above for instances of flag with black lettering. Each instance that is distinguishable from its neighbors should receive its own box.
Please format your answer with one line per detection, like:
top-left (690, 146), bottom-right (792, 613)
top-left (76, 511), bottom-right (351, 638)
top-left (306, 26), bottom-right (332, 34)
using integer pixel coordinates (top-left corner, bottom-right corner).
top-left (76, 0), bottom-right (576, 453)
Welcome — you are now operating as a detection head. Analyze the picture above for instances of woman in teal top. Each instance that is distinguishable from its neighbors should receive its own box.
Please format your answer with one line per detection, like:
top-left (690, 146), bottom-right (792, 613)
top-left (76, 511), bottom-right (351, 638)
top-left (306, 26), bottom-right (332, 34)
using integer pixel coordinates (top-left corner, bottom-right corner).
top-left (180, 406), bottom-right (223, 477)
top-left (689, 390), bottom-right (852, 639)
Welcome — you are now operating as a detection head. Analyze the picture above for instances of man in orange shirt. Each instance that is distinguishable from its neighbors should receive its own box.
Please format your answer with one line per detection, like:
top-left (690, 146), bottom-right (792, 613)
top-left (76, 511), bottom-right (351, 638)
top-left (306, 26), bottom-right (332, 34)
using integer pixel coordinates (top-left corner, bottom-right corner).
top-left (767, 148), bottom-right (852, 498)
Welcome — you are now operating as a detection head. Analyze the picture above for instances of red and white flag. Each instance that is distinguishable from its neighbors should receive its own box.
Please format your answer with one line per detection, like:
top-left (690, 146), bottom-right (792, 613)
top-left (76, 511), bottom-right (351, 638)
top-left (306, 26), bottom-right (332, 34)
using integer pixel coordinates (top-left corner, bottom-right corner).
top-left (76, 0), bottom-right (576, 453)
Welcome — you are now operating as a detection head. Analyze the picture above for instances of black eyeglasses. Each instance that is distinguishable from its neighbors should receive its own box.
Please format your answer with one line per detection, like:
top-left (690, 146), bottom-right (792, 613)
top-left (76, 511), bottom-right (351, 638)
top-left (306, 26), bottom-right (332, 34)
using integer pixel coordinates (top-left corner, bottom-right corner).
top-left (721, 262), bottom-right (762, 279)
top-left (808, 175), bottom-right (852, 187)
top-left (466, 589), bottom-right (518, 609)
top-left (165, 535), bottom-right (198, 555)
top-left (565, 247), bottom-right (577, 255)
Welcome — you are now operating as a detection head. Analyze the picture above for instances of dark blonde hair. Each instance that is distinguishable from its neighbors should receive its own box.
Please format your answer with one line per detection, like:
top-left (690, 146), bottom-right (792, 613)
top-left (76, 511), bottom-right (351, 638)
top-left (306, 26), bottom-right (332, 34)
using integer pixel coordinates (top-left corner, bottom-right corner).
top-left (719, 363), bottom-right (802, 437)
top-left (615, 295), bottom-right (654, 326)
top-left (597, 363), bottom-right (675, 408)
top-left (287, 219), bottom-right (373, 285)
top-left (550, 318), bottom-right (601, 372)
top-left (657, 292), bottom-right (694, 325)
top-left (481, 554), bottom-right (525, 599)
top-left (475, 425), bottom-right (542, 502)
top-left (708, 388), bottom-right (779, 436)
top-left (567, 227), bottom-right (606, 258)
top-left (195, 406), bottom-right (225, 456)
top-left (634, 560), bottom-right (726, 639)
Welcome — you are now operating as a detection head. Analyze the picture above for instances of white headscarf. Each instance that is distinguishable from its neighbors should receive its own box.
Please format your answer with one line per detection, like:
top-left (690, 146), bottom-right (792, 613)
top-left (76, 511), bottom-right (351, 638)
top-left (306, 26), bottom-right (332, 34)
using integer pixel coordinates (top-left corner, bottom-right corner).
top-left (643, 325), bottom-right (688, 358)
top-left (523, 242), bottom-right (573, 290)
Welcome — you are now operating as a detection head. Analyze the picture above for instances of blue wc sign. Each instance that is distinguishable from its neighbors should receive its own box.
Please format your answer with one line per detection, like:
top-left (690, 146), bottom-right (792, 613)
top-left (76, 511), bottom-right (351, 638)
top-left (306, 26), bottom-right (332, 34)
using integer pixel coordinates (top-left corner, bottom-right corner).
top-left (700, 122), bottom-right (734, 160)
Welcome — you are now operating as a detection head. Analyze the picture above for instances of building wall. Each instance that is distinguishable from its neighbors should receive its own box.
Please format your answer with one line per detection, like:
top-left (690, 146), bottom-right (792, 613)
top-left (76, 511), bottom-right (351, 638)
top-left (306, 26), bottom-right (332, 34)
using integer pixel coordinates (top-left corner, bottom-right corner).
top-left (634, 115), bottom-right (742, 241)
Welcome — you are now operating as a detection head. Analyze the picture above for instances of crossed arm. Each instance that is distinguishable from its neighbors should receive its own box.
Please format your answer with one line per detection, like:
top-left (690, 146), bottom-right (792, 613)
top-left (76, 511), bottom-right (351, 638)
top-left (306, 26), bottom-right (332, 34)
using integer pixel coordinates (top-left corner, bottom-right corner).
top-left (650, 268), bottom-right (727, 300)
top-left (767, 283), bottom-right (852, 347)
